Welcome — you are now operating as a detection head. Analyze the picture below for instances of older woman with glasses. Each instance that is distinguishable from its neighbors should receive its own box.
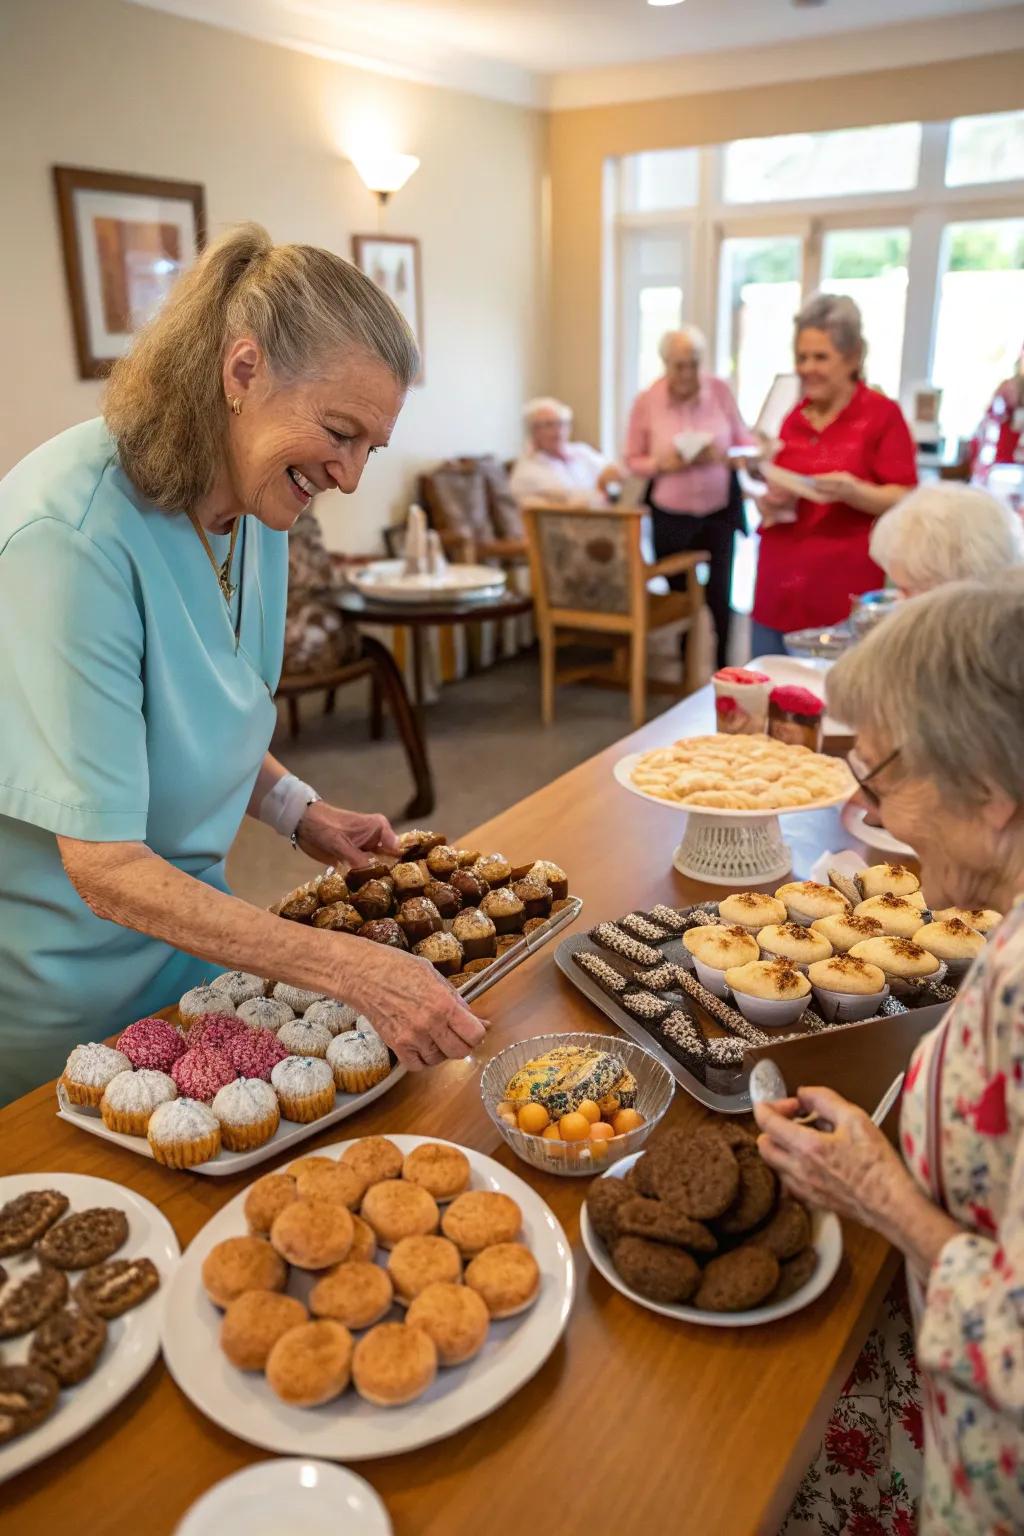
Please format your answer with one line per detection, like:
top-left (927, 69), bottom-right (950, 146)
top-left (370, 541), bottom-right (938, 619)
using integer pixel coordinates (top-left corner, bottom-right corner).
top-left (757, 576), bottom-right (1024, 1534)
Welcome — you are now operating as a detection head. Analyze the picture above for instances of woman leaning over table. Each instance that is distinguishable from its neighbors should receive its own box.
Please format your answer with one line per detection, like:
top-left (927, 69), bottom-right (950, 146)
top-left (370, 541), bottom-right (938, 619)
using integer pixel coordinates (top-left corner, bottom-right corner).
top-left (0, 223), bottom-right (484, 1107)
top-left (751, 294), bottom-right (917, 655)
top-left (755, 576), bottom-right (1024, 1534)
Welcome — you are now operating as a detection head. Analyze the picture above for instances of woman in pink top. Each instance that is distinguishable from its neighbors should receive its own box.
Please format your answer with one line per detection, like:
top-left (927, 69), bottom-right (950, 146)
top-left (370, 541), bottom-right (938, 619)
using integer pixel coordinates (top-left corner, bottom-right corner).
top-left (625, 326), bottom-right (755, 669)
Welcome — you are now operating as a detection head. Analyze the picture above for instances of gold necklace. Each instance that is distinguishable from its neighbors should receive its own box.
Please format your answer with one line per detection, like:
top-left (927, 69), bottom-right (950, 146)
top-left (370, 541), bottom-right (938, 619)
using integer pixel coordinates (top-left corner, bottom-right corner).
top-left (187, 509), bottom-right (240, 604)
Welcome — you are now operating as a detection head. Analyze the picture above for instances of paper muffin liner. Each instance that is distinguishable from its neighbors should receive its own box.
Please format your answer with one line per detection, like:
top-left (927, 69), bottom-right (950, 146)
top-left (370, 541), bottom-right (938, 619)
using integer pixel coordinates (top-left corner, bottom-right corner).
top-left (885, 960), bottom-right (947, 997)
top-left (60, 1076), bottom-right (107, 1109)
top-left (692, 957), bottom-right (731, 999)
top-left (810, 983), bottom-right (890, 1023)
top-left (219, 1108), bottom-right (280, 1152)
top-left (730, 990), bottom-right (810, 1029)
top-left (332, 1062), bottom-right (392, 1095)
top-left (100, 1104), bottom-right (154, 1137)
top-left (148, 1127), bottom-right (221, 1167)
top-left (276, 1084), bottom-right (337, 1123)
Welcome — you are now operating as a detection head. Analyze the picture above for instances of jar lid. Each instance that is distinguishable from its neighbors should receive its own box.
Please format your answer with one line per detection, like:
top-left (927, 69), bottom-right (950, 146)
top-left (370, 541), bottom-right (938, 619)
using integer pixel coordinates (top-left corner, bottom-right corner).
top-left (770, 685), bottom-right (824, 717)
top-left (714, 667), bottom-right (771, 685)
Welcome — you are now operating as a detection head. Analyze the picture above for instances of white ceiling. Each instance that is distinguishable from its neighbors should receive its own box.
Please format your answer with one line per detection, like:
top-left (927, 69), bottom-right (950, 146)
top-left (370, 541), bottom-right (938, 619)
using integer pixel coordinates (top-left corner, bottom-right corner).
top-left (127, 0), bottom-right (1024, 105)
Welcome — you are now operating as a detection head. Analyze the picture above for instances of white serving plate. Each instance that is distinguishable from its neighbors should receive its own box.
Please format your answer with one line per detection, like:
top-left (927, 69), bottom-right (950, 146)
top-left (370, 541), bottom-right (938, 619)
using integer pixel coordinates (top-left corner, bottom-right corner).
top-left (0, 1172), bottom-right (179, 1484)
top-left (580, 1150), bottom-right (842, 1327)
top-left (161, 1134), bottom-right (575, 1460)
top-left (614, 751), bottom-right (854, 820)
top-left (56, 1061), bottom-right (406, 1178)
top-left (348, 561), bottom-right (506, 604)
top-left (174, 1460), bottom-right (392, 1536)
top-left (840, 799), bottom-right (916, 859)
top-left (748, 653), bottom-right (851, 737)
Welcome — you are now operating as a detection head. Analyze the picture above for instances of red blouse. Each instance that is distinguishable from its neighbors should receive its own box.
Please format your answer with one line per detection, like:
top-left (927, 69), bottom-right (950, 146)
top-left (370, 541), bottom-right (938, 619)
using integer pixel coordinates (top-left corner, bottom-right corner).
top-left (752, 382), bottom-right (917, 632)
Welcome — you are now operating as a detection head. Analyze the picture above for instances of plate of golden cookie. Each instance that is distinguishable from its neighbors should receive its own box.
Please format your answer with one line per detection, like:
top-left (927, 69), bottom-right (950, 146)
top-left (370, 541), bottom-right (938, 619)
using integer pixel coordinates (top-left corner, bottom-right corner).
top-left (160, 1134), bottom-right (574, 1459)
top-left (580, 1125), bottom-right (841, 1327)
top-left (616, 736), bottom-right (855, 817)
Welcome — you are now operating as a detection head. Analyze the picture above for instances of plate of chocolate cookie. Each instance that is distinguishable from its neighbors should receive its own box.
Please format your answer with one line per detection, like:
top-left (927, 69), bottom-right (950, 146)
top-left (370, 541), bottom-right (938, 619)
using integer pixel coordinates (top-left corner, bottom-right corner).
top-left (160, 1134), bottom-right (575, 1459)
top-left (580, 1125), bottom-right (841, 1327)
top-left (0, 1172), bottom-right (179, 1482)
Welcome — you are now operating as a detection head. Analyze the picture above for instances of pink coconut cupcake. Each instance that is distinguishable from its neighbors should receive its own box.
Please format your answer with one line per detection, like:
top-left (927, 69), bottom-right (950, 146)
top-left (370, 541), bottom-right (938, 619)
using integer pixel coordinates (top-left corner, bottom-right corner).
top-left (186, 1012), bottom-right (247, 1052)
top-left (225, 1026), bottom-right (289, 1081)
top-left (116, 1016), bottom-right (186, 1074)
top-left (171, 1045), bottom-right (237, 1102)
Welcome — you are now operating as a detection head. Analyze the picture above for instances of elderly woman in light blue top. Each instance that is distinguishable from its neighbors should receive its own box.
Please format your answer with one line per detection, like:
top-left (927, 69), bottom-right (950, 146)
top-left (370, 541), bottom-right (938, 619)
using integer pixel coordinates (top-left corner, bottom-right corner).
top-left (0, 223), bottom-right (484, 1105)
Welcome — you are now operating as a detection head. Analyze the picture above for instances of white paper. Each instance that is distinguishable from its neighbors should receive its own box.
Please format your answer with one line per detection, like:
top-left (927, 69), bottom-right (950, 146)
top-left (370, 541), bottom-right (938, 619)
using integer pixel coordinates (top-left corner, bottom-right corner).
top-left (808, 847), bottom-right (867, 887)
top-left (762, 462), bottom-right (833, 506)
top-left (674, 430), bottom-right (713, 464)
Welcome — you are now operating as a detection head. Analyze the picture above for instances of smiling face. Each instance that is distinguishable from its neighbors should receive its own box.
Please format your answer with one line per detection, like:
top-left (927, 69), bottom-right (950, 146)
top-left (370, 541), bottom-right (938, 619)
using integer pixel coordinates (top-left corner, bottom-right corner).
top-left (795, 327), bottom-right (859, 410)
top-left (663, 338), bottom-right (701, 402)
top-left (530, 409), bottom-right (571, 457)
top-left (219, 340), bottom-right (405, 531)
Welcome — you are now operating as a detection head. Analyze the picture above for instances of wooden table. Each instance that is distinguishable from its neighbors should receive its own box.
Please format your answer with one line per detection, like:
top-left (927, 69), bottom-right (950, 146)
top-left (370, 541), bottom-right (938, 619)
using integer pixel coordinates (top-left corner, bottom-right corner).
top-left (2, 692), bottom-right (896, 1536)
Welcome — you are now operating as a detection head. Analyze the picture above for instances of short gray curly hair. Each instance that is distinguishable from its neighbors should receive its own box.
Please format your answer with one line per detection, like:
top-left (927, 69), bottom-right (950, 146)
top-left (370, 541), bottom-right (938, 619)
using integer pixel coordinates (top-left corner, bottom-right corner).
top-left (826, 575), bottom-right (1024, 803)
top-left (794, 292), bottom-right (865, 375)
top-left (870, 484), bottom-right (1024, 594)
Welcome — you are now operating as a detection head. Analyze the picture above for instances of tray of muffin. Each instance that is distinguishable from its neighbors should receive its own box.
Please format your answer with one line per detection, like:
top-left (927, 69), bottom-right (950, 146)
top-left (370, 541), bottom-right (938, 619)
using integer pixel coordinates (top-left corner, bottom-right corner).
top-left (555, 862), bottom-right (992, 1113)
top-left (269, 828), bottom-right (581, 1004)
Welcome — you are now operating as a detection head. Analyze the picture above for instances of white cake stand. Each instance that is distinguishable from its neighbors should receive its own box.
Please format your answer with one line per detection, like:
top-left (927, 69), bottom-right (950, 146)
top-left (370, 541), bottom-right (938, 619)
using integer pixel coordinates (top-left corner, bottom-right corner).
top-left (614, 753), bottom-right (854, 885)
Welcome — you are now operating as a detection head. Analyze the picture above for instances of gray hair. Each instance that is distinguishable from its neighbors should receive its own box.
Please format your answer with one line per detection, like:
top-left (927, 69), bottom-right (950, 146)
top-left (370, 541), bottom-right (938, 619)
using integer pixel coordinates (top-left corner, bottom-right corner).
top-left (659, 325), bottom-right (707, 363)
top-left (524, 396), bottom-right (572, 426)
top-left (870, 484), bottom-right (1024, 594)
top-left (794, 292), bottom-right (865, 370)
top-left (826, 575), bottom-right (1024, 803)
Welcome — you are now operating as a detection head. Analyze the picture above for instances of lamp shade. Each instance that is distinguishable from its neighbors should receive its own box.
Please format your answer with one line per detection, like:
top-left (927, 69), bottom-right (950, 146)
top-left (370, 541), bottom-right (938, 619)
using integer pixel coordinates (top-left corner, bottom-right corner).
top-left (350, 150), bottom-right (420, 196)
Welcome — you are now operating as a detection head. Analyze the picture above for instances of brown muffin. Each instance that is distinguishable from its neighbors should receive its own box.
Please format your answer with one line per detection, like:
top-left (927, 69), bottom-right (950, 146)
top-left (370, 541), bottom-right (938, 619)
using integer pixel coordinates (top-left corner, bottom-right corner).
top-left (694, 1246), bottom-right (779, 1312)
top-left (422, 880), bottom-right (463, 919)
top-left (201, 1236), bottom-right (287, 1309)
top-left (473, 854), bottom-right (513, 889)
top-left (317, 870), bottom-right (350, 905)
top-left (413, 931), bottom-right (464, 977)
top-left (425, 844), bottom-right (461, 879)
top-left (612, 1235), bottom-right (700, 1304)
top-left (350, 878), bottom-right (395, 921)
top-left (312, 901), bottom-right (364, 934)
top-left (220, 1290), bottom-right (308, 1370)
top-left (391, 862), bottom-right (428, 898)
top-left (479, 888), bottom-right (526, 936)
top-left (396, 897), bottom-right (444, 945)
top-left (346, 860), bottom-right (393, 892)
top-left (358, 918), bottom-right (409, 950)
top-left (265, 1319), bottom-right (354, 1407)
top-left (512, 878), bottom-right (553, 921)
top-left (450, 870), bottom-right (488, 907)
top-left (451, 908), bottom-right (497, 961)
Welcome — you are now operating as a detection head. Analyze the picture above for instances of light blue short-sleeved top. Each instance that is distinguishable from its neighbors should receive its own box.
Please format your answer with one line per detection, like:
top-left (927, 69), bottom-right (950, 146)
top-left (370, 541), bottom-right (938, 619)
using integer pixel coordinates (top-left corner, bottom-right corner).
top-left (0, 419), bottom-right (288, 1103)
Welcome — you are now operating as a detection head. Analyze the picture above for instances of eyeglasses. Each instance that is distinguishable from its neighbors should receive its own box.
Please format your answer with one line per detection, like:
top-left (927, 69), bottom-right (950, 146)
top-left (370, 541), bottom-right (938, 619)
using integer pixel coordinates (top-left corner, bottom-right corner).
top-left (847, 745), bottom-right (902, 808)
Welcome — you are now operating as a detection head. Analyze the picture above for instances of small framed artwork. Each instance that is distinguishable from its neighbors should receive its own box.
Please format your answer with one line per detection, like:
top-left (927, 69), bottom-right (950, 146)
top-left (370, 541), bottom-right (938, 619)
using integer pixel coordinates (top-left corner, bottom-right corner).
top-left (53, 165), bottom-right (206, 379)
top-left (352, 234), bottom-right (424, 382)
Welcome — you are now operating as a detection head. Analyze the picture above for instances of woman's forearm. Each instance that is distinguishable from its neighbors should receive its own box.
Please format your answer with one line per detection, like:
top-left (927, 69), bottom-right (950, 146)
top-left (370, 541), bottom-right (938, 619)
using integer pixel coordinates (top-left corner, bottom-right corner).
top-left (56, 835), bottom-right (383, 1015)
top-left (853, 482), bottom-right (912, 518)
top-left (246, 752), bottom-right (291, 819)
top-left (873, 1172), bottom-right (962, 1285)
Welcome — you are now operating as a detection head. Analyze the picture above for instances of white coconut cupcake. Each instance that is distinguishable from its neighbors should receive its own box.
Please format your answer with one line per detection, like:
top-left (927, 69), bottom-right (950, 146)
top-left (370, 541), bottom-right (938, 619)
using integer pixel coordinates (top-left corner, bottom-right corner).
top-left (327, 1030), bottom-right (393, 1094)
top-left (178, 984), bottom-right (233, 1026)
top-left (272, 982), bottom-right (329, 1013)
top-left (303, 999), bottom-right (360, 1036)
top-left (100, 1067), bottom-right (177, 1135)
top-left (235, 996), bottom-right (295, 1032)
top-left (61, 1042), bottom-right (133, 1108)
top-left (270, 1056), bottom-right (336, 1122)
top-left (210, 970), bottom-right (267, 1007)
top-left (212, 1077), bottom-right (280, 1151)
top-left (147, 1097), bottom-right (221, 1168)
top-left (276, 1018), bottom-right (333, 1059)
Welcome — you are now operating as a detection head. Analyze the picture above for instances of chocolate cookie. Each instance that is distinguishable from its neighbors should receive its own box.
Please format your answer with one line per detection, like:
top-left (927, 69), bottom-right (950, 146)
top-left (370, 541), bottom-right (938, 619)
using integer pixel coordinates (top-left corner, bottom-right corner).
top-left (748, 1198), bottom-right (811, 1262)
top-left (29, 1303), bottom-right (107, 1386)
top-left (585, 1179), bottom-right (634, 1245)
top-left (615, 1197), bottom-right (717, 1255)
top-left (696, 1121), bottom-right (756, 1154)
top-left (0, 1364), bottom-right (60, 1444)
top-left (639, 1137), bottom-right (740, 1220)
top-left (694, 1246), bottom-right (780, 1312)
top-left (36, 1208), bottom-right (129, 1270)
top-left (771, 1246), bottom-right (819, 1302)
top-left (0, 1191), bottom-right (70, 1257)
top-left (0, 1265), bottom-right (69, 1338)
top-left (612, 1235), bottom-right (700, 1304)
top-left (714, 1147), bottom-right (777, 1237)
top-left (74, 1257), bottom-right (161, 1318)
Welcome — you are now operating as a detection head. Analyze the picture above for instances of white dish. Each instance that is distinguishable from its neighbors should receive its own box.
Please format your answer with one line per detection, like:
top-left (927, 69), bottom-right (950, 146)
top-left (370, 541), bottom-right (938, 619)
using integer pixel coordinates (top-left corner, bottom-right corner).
top-left (840, 799), bottom-right (916, 858)
top-left (161, 1134), bottom-right (575, 1460)
top-left (748, 653), bottom-right (850, 737)
top-left (174, 1460), bottom-right (392, 1536)
top-left (614, 752), bottom-right (854, 820)
top-left (0, 1172), bottom-right (179, 1484)
top-left (348, 561), bottom-right (506, 604)
top-left (581, 1151), bottom-right (842, 1327)
top-left (56, 1062), bottom-right (406, 1177)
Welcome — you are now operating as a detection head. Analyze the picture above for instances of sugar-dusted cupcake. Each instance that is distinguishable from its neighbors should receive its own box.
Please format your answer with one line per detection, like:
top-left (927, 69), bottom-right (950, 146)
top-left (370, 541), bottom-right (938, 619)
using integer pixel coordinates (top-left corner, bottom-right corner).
top-left (717, 891), bottom-right (787, 933)
top-left (327, 1029), bottom-right (393, 1095)
top-left (270, 1056), bottom-right (337, 1123)
top-left (858, 862), bottom-right (921, 900)
top-left (525, 860), bottom-right (569, 901)
top-left (101, 1068), bottom-right (177, 1136)
top-left (272, 982), bottom-right (329, 1014)
top-left (235, 997), bottom-right (295, 1033)
top-left (172, 1045), bottom-right (237, 1103)
top-left (392, 861), bottom-right (429, 899)
top-left (212, 1077), bottom-right (281, 1152)
top-left (61, 1042), bottom-right (132, 1108)
top-left (224, 1025), bottom-right (289, 1082)
top-left (413, 932), bottom-right (465, 977)
top-left (756, 922), bottom-right (832, 968)
top-left (116, 1016), bottom-right (186, 1074)
top-left (473, 853), bottom-right (513, 890)
top-left (210, 971), bottom-right (267, 1007)
top-left (854, 894), bottom-right (926, 939)
top-left (479, 888), bottom-right (526, 936)
top-left (178, 984), bottom-right (231, 1027)
top-left (451, 908), bottom-right (497, 962)
top-left (809, 912), bottom-right (884, 954)
top-left (147, 1097), bottom-right (221, 1168)
top-left (774, 881), bottom-right (850, 924)
top-left (303, 999), bottom-right (360, 1036)
top-left (275, 1015), bottom-right (332, 1059)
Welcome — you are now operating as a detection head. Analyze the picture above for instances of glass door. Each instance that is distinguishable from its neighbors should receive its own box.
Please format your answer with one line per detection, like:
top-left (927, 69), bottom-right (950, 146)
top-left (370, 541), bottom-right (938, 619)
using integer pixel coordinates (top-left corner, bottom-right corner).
top-left (931, 218), bottom-right (1024, 444)
top-left (619, 226), bottom-right (690, 443)
top-left (820, 226), bottom-right (910, 400)
top-left (716, 235), bottom-right (803, 423)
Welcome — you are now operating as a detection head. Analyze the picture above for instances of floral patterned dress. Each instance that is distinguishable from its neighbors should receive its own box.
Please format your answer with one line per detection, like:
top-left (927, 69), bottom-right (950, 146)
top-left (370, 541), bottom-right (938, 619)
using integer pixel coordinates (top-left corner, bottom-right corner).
top-left (784, 899), bottom-right (1024, 1535)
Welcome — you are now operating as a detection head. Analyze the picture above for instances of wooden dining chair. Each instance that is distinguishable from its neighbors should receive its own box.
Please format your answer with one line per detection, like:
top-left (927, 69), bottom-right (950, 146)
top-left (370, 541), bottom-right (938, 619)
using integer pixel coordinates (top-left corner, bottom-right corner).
top-left (522, 503), bottom-right (708, 729)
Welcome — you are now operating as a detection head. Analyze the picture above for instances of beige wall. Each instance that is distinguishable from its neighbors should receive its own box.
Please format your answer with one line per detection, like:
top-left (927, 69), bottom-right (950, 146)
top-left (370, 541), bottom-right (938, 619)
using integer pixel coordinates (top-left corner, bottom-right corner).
top-left (0, 0), bottom-right (547, 551)
top-left (550, 50), bottom-right (1024, 446)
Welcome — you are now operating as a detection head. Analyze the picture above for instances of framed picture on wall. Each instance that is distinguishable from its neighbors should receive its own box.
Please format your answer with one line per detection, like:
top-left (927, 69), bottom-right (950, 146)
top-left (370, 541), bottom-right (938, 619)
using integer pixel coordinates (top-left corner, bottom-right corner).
top-left (352, 234), bottom-right (424, 382)
top-left (53, 165), bottom-right (206, 379)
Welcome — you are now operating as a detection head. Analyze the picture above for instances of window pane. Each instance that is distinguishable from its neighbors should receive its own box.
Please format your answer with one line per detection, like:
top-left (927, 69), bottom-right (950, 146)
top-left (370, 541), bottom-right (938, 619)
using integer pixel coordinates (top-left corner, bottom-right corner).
top-left (723, 123), bottom-right (921, 204)
top-left (821, 228), bottom-right (909, 399)
top-left (637, 286), bottom-right (683, 390)
top-left (717, 237), bottom-right (801, 423)
top-left (624, 149), bottom-right (698, 212)
top-left (931, 219), bottom-right (1024, 443)
top-left (946, 111), bottom-right (1024, 187)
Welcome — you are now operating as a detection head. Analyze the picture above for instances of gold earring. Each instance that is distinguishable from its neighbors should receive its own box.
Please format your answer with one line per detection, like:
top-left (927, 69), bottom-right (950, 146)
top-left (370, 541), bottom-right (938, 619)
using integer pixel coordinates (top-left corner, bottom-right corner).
top-left (229, 396), bottom-right (242, 416)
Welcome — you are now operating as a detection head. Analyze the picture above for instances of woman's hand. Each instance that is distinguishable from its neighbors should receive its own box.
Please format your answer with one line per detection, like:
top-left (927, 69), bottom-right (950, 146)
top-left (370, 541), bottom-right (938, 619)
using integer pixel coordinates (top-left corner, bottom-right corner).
top-left (811, 470), bottom-right (867, 509)
top-left (692, 442), bottom-right (726, 467)
top-left (753, 1085), bottom-right (913, 1229)
top-left (351, 945), bottom-right (487, 1069)
top-left (295, 802), bottom-right (399, 869)
top-left (754, 491), bottom-right (798, 529)
top-left (655, 448), bottom-right (686, 474)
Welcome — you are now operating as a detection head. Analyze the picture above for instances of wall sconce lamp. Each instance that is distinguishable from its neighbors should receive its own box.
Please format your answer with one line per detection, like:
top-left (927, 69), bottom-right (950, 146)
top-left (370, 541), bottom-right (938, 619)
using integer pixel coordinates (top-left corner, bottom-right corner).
top-left (350, 150), bottom-right (420, 206)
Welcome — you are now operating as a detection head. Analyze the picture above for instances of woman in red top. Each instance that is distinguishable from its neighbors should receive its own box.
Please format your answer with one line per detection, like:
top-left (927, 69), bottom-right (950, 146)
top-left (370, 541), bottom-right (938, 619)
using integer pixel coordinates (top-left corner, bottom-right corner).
top-left (751, 294), bottom-right (917, 654)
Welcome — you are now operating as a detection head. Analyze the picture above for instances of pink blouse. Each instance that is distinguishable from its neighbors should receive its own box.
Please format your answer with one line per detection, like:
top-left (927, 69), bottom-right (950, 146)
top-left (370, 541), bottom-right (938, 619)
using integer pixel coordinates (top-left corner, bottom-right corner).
top-left (624, 374), bottom-right (754, 515)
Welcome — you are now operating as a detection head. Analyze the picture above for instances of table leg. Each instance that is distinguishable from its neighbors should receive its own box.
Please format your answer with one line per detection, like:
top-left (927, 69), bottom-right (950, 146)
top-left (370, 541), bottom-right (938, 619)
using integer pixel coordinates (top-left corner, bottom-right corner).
top-left (411, 627), bottom-right (426, 710)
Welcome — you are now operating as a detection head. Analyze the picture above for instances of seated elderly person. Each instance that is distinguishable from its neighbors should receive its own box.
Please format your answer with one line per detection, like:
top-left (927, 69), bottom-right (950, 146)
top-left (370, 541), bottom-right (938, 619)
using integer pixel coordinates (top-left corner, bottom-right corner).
top-left (869, 482), bottom-right (1024, 597)
top-left (756, 575), bottom-right (1024, 1534)
top-left (509, 397), bottom-right (622, 505)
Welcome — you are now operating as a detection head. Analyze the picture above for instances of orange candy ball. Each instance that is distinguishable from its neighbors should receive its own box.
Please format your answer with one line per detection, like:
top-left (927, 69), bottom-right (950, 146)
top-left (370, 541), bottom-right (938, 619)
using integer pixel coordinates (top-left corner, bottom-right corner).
top-left (588, 1121), bottom-right (615, 1141)
top-left (576, 1099), bottom-right (601, 1125)
top-left (611, 1108), bottom-right (645, 1135)
top-left (558, 1112), bottom-right (591, 1143)
top-left (541, 1122), bottom-right (562, 1141)
top-left (517, 1102), bottom-right (550, 1135)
